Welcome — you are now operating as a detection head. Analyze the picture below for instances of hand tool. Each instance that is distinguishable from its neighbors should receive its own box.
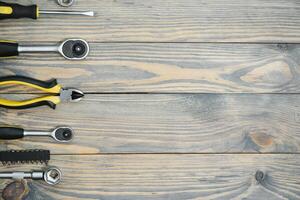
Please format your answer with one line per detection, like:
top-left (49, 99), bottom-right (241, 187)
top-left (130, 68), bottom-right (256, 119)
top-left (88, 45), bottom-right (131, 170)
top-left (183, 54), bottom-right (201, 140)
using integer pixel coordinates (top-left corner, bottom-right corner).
top-left (0, 150), bottom-right (50, 165)
top-left (0, 127), bottom-right (73, 142)
top-left (0, 76), bottom-right (84, 109)
top-left (0, 39), bottom-right (90, 60)
top-left (57, 0), bottom-right (75, 7)
top-left (0, 166), bottom-right (62, 185)
top-left (0, 1), bottom-right (94, 19)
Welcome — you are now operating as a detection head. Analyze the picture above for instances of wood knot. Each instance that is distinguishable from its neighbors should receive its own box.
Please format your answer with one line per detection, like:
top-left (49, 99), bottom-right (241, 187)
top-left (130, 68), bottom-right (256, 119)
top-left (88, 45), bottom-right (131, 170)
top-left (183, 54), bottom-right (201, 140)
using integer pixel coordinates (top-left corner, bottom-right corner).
top-left (247, 127), bottom-right (274, 149)
top-left (2, 180), bottom-right (29, 200)
top-left (277, 44), bottom-right (289, 52)
top-left (255, 170), bottom-right (265, 184)
top-left (240, 60), bottom-right (292, 87)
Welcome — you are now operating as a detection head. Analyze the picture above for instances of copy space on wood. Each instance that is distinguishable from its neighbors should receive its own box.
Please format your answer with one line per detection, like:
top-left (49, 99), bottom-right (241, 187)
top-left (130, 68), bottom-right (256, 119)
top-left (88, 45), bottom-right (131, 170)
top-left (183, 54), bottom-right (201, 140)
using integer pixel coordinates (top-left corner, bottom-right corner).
top-left (0, 0), bottom-right (299, 42)
top-left (0, 94), bottom-right (299, 154)
top-left (0, 154), bottom-right (299, 200)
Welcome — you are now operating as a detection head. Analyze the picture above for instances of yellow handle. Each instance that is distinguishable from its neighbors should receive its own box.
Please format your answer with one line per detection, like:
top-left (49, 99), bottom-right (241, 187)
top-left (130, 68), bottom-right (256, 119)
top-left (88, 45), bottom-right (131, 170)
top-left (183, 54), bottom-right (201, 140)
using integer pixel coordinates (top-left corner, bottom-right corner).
top-left (0, 96), bottom-right (61, 109)
top-left (0, 81), bottom-right (62, 94)
top-left (36, 6), bottom-right (39, 18)
top-left (0, 6), bottom-right (13, 15)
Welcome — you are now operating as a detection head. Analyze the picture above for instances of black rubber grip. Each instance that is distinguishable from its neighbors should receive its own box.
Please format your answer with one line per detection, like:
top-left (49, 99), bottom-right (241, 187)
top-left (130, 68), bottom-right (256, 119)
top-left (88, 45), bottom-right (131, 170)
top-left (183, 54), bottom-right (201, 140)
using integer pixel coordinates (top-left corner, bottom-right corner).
top-left (0, 76), bottom-right (58, 89)
top-left (0, 41), bottom-right (19, 57)
top-left (0, 2), bottom-right (38, 20)
top-left (0, 101), bottom-right (57, 110)
top-left (0, 127), bottom-right (24, 140)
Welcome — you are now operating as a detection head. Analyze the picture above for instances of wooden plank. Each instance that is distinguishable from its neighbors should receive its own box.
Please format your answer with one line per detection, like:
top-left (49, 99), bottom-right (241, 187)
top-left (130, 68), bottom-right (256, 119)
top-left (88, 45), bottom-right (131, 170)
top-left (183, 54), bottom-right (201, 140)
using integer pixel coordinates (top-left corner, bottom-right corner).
top-left (0, 154), bottom-right (299, 200)
top-left (0, 0), bottom-right (299, 42)
top-left (1, 43), bottom-right (300, 93)
top-left (0, 94), bottom-right (299, 154)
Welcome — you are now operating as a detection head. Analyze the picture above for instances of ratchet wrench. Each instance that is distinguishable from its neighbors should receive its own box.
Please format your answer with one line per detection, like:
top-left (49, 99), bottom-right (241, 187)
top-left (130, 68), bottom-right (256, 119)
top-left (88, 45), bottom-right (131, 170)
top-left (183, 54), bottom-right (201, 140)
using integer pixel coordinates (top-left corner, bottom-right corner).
top-left (0, 1), bottom-right (94, 19)
top-left (0, 39), bottom-right (90, 60)
top-left (0, 167), bottom-right (62, 185)
top-left (0, 127), bottom-right (73, 142)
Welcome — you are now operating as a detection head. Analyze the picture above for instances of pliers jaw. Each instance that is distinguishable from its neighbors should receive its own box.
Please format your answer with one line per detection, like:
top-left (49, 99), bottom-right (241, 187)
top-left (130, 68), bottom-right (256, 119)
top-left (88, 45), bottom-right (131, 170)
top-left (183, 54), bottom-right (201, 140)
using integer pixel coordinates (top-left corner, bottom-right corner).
top-left (60, 88), bottom-right (84, 103)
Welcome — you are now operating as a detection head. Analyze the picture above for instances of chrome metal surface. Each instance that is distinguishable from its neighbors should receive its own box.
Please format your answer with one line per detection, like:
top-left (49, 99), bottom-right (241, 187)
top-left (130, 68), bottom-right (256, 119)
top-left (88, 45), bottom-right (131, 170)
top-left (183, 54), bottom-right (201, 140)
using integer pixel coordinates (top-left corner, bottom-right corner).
top-left (18, 45), bottom-right (58, 53)
top-left (0, 167), bottom-right (61, 185)
top-left (57, 0), bottom-right (75, 7)
top-left (40, 10), bottom-right (94, 17)
top-left (18, 39), bottom-right (90, 60)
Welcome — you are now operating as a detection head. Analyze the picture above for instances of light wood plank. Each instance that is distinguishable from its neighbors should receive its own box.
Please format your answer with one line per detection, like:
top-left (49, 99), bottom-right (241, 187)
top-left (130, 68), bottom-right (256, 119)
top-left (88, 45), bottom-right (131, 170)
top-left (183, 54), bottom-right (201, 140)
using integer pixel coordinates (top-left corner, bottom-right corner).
top-left (0, 43), bottom-right (300, 93)
top-left (0, 94), bottom-right (299, 153)
top-left (0, 0), bottom-right (299, 42)
top-left (0, 154), bottom-right (299, 200)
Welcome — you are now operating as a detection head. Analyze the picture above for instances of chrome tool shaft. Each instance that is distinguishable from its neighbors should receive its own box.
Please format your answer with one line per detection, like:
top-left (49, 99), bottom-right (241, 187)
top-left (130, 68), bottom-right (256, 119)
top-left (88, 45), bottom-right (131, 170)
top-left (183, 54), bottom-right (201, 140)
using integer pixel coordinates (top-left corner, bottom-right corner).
top-left (40, 10), bottom-right (94, 17)
top-left (0, 167), bottom-right (62, 185)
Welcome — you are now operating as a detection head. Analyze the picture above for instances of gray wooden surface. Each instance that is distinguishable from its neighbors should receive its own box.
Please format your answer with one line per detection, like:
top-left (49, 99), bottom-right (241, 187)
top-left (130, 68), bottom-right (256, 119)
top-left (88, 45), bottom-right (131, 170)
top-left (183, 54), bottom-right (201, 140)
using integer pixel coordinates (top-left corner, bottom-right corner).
top-left (1, 43), bottom-right (300, 93)
top-left (1, 0), bottom-right (300, 42)
top-left (1, 155), bottom-right (300, 200)
top-left (0, 0), bottom-right (299, 199)
top-left (0, 94), bottom-right (300, 154)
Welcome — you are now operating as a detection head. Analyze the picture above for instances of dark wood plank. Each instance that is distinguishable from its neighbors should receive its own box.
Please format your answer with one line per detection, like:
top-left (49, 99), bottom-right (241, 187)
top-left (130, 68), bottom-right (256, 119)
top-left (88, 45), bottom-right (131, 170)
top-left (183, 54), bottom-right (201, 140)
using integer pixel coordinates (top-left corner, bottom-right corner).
top-left (0, 94), bottom-right (299, 154)
top-left (1, 43), bottom-right (300, 93)
top-left (0, 154), bottom-right (299, 200)
top-left (0, 0), bottom-right (299, 42)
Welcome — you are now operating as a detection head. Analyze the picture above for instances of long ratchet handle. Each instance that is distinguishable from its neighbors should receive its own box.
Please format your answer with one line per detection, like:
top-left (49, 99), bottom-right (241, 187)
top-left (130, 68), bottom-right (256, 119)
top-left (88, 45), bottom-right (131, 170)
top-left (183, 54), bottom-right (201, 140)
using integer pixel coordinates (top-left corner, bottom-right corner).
top-left (0, 127), bottom-right (24, 140)
top-left (0, 76), bottom-right (62, 109)
top-left (0, 41), bottom-right (19, 57)
top-left (0, 1), bottom-right (38, 20)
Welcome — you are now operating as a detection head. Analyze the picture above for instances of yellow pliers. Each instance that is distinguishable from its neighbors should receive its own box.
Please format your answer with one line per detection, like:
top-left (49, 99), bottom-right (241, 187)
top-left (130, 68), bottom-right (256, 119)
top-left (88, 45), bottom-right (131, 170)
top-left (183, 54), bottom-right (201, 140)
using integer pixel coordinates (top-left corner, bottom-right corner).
top-left (0, 76), bottom-right (84, 109)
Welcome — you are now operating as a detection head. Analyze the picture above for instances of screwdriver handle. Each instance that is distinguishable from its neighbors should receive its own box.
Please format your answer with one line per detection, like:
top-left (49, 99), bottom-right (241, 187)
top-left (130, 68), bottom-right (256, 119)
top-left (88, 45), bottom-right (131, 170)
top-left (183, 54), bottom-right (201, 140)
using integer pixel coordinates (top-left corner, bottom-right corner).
top-left (0, 41), bottom-right (19, 57)
top-left (0, 1), bottom-right (38, 20)
top-left (0, 127), bottom-right (24, 140)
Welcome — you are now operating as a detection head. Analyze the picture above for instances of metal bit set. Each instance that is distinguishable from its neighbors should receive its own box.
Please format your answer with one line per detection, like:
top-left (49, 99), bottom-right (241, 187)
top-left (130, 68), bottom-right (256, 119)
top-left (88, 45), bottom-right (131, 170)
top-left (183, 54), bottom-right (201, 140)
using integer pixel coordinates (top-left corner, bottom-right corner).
top-left (0, 0), bottom-right (94, 187)
top-left (0, 149), bottom-right (50, 165)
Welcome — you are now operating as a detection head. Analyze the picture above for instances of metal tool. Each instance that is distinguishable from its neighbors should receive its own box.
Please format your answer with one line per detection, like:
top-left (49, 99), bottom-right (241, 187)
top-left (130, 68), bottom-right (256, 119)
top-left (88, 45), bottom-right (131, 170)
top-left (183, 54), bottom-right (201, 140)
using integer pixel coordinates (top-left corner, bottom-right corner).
top-left (0, 76), bottom-right (84, 109)
top-left (0, 127), bottom-right (73, 142)
top-left (0, 149), bottom-right (50, 165)
top-left (0, 167), bottom-right (62, 185)
top-left (39, 10), bottom-right (93, 17)
top-left (0, 1), bottom-right (94, 19)
top-left (0, 39), bottom-right (90, 60)
top-left (57, 0), bottom-right (75, 7)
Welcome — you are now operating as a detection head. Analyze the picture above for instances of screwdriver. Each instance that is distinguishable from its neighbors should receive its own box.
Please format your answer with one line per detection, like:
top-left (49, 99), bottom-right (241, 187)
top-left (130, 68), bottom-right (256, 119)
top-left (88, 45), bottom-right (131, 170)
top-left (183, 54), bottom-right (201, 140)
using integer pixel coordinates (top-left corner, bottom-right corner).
top-left (0, 1), bottom-right (94, 20)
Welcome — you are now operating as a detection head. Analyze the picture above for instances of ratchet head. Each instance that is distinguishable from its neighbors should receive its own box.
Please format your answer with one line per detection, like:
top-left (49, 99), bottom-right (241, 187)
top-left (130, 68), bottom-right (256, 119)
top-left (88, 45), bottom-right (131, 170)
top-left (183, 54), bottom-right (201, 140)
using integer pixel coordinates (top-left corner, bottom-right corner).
top-left (43, 167), bottom-right (62, 185)
top-left (57, 0), bottom-right (75, 7)
top-left (58, 39), bottom-right (90, 60)
top-left (51, 127), bottom-right (73, 142)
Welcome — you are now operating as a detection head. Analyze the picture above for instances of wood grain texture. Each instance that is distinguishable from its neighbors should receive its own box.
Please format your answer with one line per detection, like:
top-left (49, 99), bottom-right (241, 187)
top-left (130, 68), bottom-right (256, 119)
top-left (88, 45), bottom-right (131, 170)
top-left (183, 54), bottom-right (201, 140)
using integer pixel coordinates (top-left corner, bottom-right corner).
top-left (0, 0), bottom-right (299, 198)
top-left (0, 0), bottom-right (300, 42)
top-left (0, 94), bottom-right (299, 154)
top-left (1, 43), bottom-right (300, 93)
top-left (0, 154), bottom-right (299, 200)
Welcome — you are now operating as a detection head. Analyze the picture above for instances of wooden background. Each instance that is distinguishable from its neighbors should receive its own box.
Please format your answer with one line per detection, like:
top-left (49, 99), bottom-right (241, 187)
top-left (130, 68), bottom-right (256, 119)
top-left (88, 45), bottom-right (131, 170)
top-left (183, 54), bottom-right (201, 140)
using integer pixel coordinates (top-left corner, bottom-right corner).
top-left (0, 0), bottom-right (300, 199)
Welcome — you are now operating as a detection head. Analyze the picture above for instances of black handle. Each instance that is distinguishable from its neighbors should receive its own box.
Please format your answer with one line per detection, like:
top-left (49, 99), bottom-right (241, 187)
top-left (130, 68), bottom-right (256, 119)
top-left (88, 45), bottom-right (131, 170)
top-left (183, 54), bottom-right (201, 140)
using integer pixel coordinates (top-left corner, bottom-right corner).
top-left (0, 41), bottom-right (19, 57)
top-left (0, 2), bottom-right (38, 20)
top-left (0, 101), bottom-right (57, 110)
top-left (0, 76), bottom-right (58, 89)
top-left (0, 127), bottom-right (24, 140)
